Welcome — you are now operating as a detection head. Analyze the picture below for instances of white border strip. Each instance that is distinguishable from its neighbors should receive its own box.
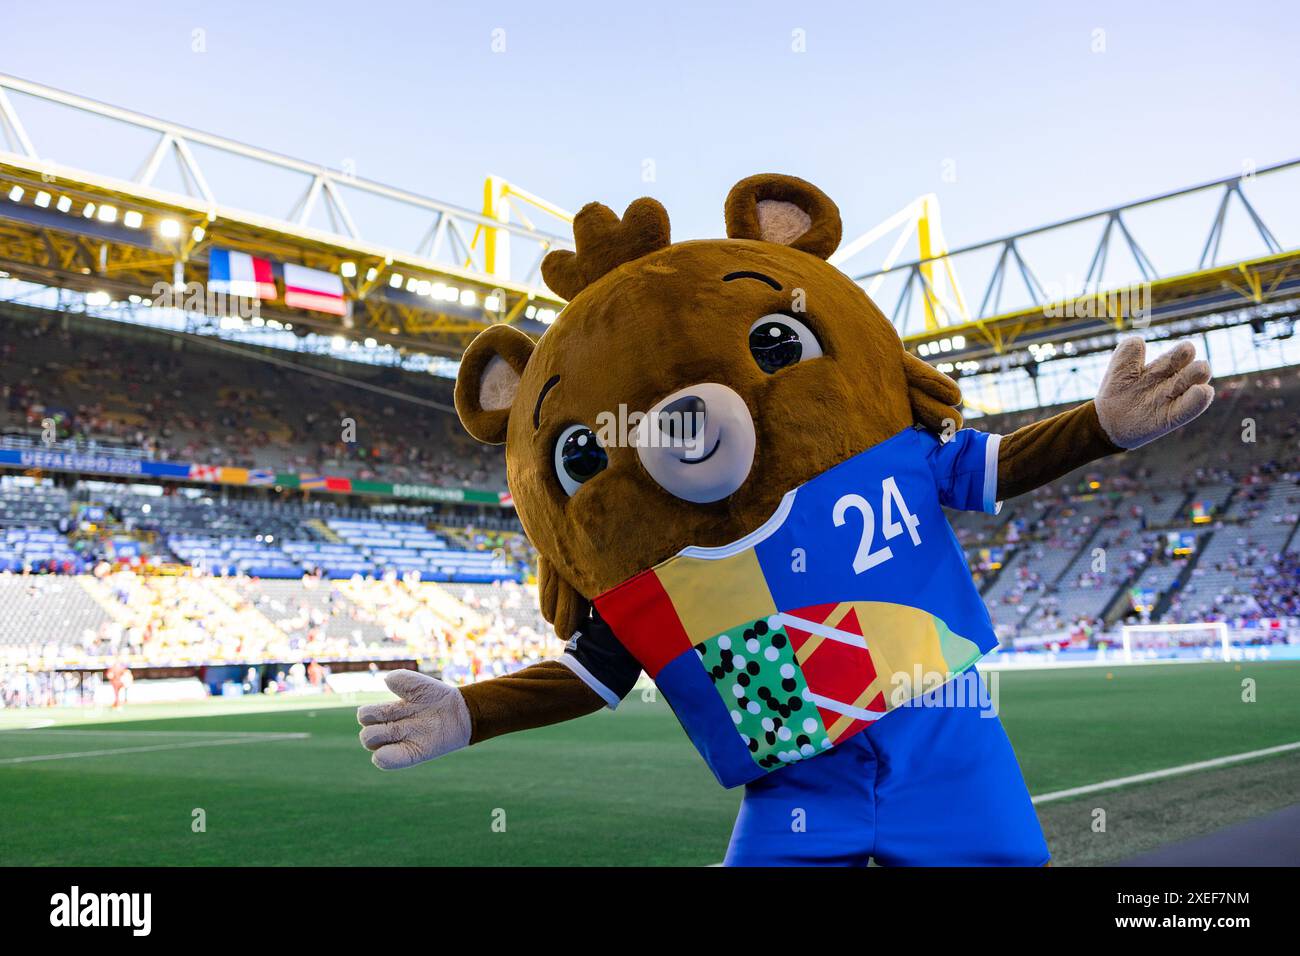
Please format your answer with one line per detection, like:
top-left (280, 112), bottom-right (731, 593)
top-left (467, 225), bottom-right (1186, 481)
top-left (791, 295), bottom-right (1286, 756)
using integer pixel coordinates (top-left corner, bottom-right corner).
top-left (0, 732), bottom-right (310, 765)
top-left (980, 656), bottom-right (1223, 672)
top-left (557, 654), bottom-right (621, 710)
top-left (804, 692), bottom-right (885, 722)
top-left (0, 729), bottom-right (308, 737)
top-left (1031, 740), bottom-right (1300, 805)
top-left (983, 432), bottom-right (1003, 515)
top-left (772, 612), bottom-right (868, 649)
top-left (676, 488), bottom-right (798, 560)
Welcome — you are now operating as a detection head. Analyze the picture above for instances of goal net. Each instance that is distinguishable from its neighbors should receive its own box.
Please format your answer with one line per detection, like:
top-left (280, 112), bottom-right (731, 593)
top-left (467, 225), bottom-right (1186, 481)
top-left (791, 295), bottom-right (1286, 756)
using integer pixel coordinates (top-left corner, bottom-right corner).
top-left (1121, 621), bottom-right (1231, 662)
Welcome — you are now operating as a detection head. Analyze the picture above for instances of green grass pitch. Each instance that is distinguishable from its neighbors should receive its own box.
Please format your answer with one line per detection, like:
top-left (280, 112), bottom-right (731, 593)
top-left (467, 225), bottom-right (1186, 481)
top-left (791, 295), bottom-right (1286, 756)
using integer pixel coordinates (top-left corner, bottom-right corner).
top-left (1, 661), bottom-right (1297, 866)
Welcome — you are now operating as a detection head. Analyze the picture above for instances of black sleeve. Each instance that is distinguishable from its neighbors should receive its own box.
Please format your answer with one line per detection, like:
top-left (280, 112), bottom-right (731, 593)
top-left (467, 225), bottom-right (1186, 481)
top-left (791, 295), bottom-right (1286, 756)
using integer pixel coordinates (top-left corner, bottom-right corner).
top-left (557, 606), bottom-right (643, 708)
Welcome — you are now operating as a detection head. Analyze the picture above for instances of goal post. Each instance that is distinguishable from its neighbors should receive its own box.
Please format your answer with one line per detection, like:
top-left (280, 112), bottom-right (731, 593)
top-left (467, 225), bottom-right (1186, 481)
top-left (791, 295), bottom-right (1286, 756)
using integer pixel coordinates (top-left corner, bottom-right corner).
top-left (1121, 621), bottom-right (1231, 662)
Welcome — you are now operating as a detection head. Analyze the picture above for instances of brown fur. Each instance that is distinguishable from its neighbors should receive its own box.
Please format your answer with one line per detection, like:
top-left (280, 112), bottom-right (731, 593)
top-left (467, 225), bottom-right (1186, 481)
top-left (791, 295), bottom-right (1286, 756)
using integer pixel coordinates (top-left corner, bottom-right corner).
top-left (725, 173), bottom-right (842, 258)
top-left (998, 401), bottom-right (1120, 499)
top-left (454, 174), bottom-right (1142, 738)
top-left (540, 198), bottom-right (672, 300)
top-left (460, 177), bottom-right (932, 617)
top-left (461, 661), bottom-right (603, 744)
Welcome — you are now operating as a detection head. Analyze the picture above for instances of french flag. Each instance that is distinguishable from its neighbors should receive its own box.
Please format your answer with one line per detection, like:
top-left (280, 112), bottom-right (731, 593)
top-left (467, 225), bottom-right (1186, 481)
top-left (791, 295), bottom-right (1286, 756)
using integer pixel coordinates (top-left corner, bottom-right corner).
top-left (208, 248), bottom-right (275, 299)
top-left (283, 263), bottom-right (347, 316)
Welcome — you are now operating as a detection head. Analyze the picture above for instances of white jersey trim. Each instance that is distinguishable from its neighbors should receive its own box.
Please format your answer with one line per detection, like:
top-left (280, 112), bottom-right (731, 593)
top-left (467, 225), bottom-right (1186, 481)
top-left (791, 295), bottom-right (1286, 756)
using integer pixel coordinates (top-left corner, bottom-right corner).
top-left (557, 653), bottom-right (621, 710)
top-left (984, 433), bottom-right (1003, 515)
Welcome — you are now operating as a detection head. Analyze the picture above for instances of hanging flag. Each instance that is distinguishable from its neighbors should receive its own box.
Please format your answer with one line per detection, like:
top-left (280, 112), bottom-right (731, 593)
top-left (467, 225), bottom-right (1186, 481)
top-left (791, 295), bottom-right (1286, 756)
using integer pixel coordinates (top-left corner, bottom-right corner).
top-left (188, 464), bottom-right (221, 483)
top-left (208, 248), bottom-right (276, 299)
top-left (246, 469), bottom-right (276, 486)
top-left (283, 263), bottom-right (347, 316)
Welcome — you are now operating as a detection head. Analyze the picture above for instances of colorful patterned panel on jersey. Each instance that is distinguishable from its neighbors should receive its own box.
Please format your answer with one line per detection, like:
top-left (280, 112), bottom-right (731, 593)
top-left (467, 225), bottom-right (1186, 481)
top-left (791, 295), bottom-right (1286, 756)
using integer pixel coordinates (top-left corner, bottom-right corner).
top-left (594, 426), bottom-right (1002, 789)
top-left (695, 617), bottom-right (832, 771)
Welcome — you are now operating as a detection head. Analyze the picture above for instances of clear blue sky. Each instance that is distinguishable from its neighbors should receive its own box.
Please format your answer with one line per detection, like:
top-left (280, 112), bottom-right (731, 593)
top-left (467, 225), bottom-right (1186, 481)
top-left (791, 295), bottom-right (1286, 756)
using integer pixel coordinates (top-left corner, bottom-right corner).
top-left (2, 0), bottom-right (1296, 262)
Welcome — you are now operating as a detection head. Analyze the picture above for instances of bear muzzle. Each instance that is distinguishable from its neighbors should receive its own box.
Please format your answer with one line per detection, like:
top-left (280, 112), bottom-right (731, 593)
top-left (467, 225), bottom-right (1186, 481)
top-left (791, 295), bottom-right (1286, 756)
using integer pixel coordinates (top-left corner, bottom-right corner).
top-left (635, 383), bottom-right (756, 504)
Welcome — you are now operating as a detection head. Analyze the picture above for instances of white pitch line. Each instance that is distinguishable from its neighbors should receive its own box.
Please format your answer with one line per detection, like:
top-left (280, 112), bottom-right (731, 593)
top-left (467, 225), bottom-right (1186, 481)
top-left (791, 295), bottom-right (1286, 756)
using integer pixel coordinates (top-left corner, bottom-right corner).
top-left (706, 740), bottom-right (1300, 865)
top-left (0, 732), bottom-right (310, 765)
top-left (0, 729), bottom-right (304, 737)
top-left (1031, 740), bottom-right (1300, 805)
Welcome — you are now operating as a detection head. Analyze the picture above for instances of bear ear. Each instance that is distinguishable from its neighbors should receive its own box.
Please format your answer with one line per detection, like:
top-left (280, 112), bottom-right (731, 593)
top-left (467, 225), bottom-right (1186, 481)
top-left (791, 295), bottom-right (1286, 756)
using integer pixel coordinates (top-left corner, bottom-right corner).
top-left (724, 173), bottom-right (842, 260)
top-left (454, 324), bottom-right (536, 444)
top-left (902, 351), bottom-right (964, 433)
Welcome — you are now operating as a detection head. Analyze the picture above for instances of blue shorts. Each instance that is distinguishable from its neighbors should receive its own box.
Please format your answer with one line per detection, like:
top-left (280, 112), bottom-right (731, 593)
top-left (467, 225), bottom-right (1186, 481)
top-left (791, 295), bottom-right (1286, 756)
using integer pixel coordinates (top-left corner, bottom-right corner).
top-left (723, 688), bottom-right (1048, 866)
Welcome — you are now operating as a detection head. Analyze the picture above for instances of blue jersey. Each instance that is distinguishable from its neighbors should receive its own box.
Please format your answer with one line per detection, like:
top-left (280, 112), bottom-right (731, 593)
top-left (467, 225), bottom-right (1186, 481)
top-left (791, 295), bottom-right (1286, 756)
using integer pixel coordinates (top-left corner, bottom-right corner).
top-left (593, 425), bottom-right (1004, 788)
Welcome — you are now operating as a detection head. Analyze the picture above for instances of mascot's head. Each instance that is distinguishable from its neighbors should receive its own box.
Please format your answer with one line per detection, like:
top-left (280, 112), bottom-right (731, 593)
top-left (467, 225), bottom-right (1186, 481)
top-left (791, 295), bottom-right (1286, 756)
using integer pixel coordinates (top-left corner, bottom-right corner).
top-left (455, 174), bottom-right (963, 636)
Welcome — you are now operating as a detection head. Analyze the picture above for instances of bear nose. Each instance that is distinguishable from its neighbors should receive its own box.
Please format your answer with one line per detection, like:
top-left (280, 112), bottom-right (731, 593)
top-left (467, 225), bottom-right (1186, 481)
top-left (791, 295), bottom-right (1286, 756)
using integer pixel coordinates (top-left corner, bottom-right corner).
top-left (636, 383), bottom-right (755, 503)
top-left (658, 395), bottom-right (706, 442)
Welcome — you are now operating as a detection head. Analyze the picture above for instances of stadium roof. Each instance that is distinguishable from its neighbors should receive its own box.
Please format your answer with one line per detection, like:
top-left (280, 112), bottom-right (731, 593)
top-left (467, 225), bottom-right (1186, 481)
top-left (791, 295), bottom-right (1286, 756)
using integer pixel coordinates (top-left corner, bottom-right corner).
top-left (0, 73), bottom-right (572, 358)
top-left (2, 72), bottom-right (1298, 376)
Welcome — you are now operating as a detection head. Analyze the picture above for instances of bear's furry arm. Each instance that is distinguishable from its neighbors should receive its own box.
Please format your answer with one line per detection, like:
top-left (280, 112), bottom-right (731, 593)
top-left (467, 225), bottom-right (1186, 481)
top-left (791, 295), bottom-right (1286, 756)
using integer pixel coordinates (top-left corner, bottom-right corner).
top-left (460, 661), bottom-right (605, 744)
top-left (995, 400), bottom-right (1122, 500)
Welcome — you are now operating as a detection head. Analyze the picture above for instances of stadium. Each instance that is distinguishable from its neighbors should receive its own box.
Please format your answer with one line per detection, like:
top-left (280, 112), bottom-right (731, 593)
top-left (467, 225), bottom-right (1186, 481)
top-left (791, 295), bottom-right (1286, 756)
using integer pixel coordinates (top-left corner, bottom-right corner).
top-left (0, 4), bottom-right (1297, 887)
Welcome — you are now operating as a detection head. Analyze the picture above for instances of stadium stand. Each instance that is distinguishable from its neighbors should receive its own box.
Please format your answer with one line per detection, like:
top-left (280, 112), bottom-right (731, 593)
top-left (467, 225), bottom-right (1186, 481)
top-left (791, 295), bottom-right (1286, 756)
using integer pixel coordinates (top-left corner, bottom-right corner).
top-left (968, 362), bottom-right (1300, 647)
top-left (0, 305), bottom-right (507, 490)
top-left (0, 575), bottom-right (111, 651)
top-left (3, 307), bottom-right (1299, 703)
top-left (1167, 477), bottom-right (1300, 625)
top-left (0, 473), bottom-right (542, 688)
top-left (0, 484), bottom-right (526, 583)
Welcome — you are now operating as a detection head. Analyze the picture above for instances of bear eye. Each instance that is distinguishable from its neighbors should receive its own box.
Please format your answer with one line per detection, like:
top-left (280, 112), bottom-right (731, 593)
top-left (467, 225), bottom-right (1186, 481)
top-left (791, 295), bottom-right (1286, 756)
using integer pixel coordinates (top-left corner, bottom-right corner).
top-left (553, 424), bottom-right (608, 496)
top-left (748, 314), bottom-right (823, 373)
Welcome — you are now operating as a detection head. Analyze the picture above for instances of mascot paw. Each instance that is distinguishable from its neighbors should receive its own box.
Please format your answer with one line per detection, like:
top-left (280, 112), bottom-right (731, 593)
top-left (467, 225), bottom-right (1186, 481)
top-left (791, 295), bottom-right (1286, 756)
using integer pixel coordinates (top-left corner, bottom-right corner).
top-left (357, 670), bottom-right (472, 770)
top-left (1095, 337), bottom-right (1213, 450)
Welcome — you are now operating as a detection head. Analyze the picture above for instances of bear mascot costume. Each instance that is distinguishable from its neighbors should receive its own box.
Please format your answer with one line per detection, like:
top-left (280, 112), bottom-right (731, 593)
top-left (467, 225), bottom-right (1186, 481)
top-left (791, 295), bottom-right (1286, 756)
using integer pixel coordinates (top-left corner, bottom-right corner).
top-left (357, 174), bottom-right (1213, 866)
